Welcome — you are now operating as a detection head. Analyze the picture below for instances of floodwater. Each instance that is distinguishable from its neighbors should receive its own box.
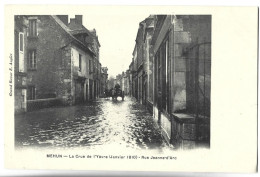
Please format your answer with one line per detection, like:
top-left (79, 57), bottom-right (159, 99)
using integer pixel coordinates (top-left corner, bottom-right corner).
top-left (15, 97), bottom-right (167, 150)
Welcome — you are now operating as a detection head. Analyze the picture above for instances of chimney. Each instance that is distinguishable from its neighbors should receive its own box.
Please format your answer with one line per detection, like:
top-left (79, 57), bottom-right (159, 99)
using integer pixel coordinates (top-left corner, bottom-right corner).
top-left (75, 15), bottom-right (82, 25)
top-left (70, 18), bottom-right (76, 25)
top-left (91, 28), bottom-right (96, 36)
top-left (57, 15), bottom-right (68, 26)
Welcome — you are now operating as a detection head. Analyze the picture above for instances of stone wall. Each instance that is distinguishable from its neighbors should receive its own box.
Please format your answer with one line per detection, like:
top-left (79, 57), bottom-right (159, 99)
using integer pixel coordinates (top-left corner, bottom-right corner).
top-left (14, 16), bottom-right (28, 113)
top-left (172, 15), bottom-right (211, 116)
top-left (57, 46), bottom-right (72, 105)
top-left (26, 15), bottom-right (72, 100)
top-left (172, 18), bottom-right (191, 112)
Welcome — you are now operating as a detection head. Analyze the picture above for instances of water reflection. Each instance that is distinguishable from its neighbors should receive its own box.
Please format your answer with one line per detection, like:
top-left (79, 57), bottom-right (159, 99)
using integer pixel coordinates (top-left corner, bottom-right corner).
top-left (15, 97), bottom-right (166, 150)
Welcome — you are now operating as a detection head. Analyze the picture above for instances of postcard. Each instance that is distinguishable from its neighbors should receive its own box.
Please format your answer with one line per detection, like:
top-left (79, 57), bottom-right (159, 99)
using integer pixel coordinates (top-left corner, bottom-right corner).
top-left (4, 5), bottom-right (258, 173)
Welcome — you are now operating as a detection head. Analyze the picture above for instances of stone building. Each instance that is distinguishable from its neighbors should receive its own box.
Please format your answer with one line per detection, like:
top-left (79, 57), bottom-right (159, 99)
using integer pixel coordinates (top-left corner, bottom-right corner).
top-left (100, 67), bottom-right (108, 96)
top-left (143, 16), bottom-right (155, 112)
top-left (14, 15), bottom-right (28, 113)
top-left (132, 45), bottom-right (138, 100)
top-left (128, 62), bottom-right (133, 96)
top-left (151, 15), bottom-right (211, 149)
top-left (107, 76), bottom-right (115, 89)
top-left (115, 73), bottom-right (122, 87)
top-left (123, 70), bottom-right (130, 95)
top-left (131, 16), bottom-right (154, 105)
top-left (135, 21), bottom-right (145, 104)
top-left (67, 16), bottom-right (102, 101)
top-left (89, 29), bottom-right (102, 99)
top-left (128, 15), bottom-right (211, 149)
top-left (14, 15), bottom-right (102, 112)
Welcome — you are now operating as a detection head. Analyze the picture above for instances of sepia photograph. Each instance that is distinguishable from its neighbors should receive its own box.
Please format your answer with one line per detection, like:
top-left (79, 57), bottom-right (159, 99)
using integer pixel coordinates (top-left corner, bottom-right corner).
top-left (3, 4), bottom-right (258, 174)
top-left (14, 14), bottom-right (211, 151)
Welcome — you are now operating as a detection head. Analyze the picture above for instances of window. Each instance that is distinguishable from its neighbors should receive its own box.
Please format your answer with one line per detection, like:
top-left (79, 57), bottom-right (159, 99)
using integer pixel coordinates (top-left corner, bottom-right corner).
top-left (29, 19), bottom-right (37, 36)
top-left (28, 50), bottom-right (37, 69)
top-left (27, 86), bottom-right (36, 100)
top-left (148, 39), bottom-right (153, 103)
top-left (79, 54), bottom-right (82, 72)
top-left (19, 33), bottom-right (23, 52)
top-left (155, 36), bottom-right (170, 113)
top-left (89, 60), bottom-right (92, 73)
top-left (18, 32), bottom-right (24, 72)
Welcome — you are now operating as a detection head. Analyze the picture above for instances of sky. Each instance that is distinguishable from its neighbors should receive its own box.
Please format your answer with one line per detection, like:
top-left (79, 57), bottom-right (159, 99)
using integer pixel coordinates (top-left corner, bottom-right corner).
top-left (69, 13), bottom-right (149, 78)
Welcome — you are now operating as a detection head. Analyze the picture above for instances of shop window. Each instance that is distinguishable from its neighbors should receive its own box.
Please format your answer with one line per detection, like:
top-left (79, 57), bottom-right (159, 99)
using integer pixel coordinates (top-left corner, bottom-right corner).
top-left (155, 36), bottom-right (170, 113)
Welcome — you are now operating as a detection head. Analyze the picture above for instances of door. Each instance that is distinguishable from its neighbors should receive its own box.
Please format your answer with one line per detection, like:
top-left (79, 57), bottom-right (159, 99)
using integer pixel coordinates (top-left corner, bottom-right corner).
top-left (86, 84), bottom-right (88, 101)
top-left (75, 81), bottom-right (84, 103)
top-left (89, 80), bottom-right (93, 100)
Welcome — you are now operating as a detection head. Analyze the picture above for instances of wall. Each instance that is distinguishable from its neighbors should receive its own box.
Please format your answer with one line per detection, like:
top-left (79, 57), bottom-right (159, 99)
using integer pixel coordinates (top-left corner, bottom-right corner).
top-left (71, 46), bottom-right (90, 79)
top-left (26, 15), bottom-right (72, 100)
top-left (14, 16), bottom-right (28, 113)
top-left (146, 32), bottom-right (154, 107)
top-left (71, 45), bottom-right (94, 103)
top-left (57, 45), bottom-right (72, 105)
top-left (152, 15), bottom-right (211, 148)
top-left (172, 17), bottom-right (191, 112)
top-left (173, 15), bottom-right (211, 116)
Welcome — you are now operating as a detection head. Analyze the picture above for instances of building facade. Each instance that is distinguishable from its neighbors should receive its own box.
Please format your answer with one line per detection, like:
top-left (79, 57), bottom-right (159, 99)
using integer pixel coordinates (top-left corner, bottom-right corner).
top-left (100, 67), bottom-right (108, 97)
top-left (14, 15), bottom-right (28, 113)
top-left (143, 16), bottom-right (155, 112)
top-left (14, 15), bottom-right (105, 112)
top-left (127, 15), bottom-right (211, 149)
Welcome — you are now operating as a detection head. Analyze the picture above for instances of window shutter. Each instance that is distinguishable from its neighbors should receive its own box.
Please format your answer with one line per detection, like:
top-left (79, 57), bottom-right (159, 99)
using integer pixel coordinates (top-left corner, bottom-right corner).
top-left (18, 32), bottom-right (24, 72)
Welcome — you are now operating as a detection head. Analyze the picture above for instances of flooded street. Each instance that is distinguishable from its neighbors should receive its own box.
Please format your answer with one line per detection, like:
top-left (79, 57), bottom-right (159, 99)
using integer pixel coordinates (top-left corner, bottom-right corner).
top-left (15, 97), bottom-right (166, 150)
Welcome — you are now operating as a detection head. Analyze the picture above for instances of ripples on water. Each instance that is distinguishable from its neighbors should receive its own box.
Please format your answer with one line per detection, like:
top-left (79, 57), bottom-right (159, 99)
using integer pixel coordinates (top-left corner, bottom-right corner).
top-left (15, 97), bottom-right (167, 150)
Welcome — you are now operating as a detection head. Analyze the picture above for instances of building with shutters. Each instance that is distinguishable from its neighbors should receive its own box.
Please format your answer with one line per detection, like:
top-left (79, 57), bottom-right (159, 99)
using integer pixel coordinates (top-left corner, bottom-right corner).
top-left (14, 15), bottom-right (28, 113)
top-left (14, 15), bottom-right (102, 112)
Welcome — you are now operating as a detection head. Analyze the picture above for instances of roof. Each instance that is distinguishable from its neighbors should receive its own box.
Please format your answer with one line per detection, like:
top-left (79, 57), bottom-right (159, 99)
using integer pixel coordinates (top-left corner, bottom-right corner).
top-left (51, 15), bottom-right (95, 55)
top-left (68, 21), bottom-right (101, 54)
top-left (90, 29), bottom-right (101, 47)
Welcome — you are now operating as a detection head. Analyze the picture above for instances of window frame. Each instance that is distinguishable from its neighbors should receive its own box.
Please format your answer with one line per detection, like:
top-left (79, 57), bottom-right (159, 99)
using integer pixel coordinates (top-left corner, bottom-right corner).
top-left (155, 34), bottom-right (170, 113)
top-left (79, 54), bottom-right (82, 72)
top-left (27, 86), bottom-right (36, 100)
top-left (89, 59), bottom-right (92, 74)
top-left (18, 32), bottom-right (25, 72)
top-left (28, 49), bottom-right (37, 70)
top-left (28, 19), bottom-right (37, 37)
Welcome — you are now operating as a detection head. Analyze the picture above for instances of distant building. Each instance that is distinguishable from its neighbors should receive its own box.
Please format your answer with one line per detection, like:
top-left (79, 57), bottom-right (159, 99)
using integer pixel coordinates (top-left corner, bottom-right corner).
top-left (131, 16), bottom-right (154, 105)
top-left (100, 67), bottom-right (108, 96)
top-left (107, 76), bottom-right (115, 89)
top-left (128, 62), bottom-right (133, 96)
top-left (89, 29), bottom-right (101, 99)
top-left (143, 16), bottom-right (155, 111)
top-left (132, 45), bottom-right (138, 100)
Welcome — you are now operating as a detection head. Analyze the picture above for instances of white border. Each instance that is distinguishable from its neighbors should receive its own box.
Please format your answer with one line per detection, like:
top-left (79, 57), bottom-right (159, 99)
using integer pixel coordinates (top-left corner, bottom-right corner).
top-left (1, 0), bottom-right (259, 176)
